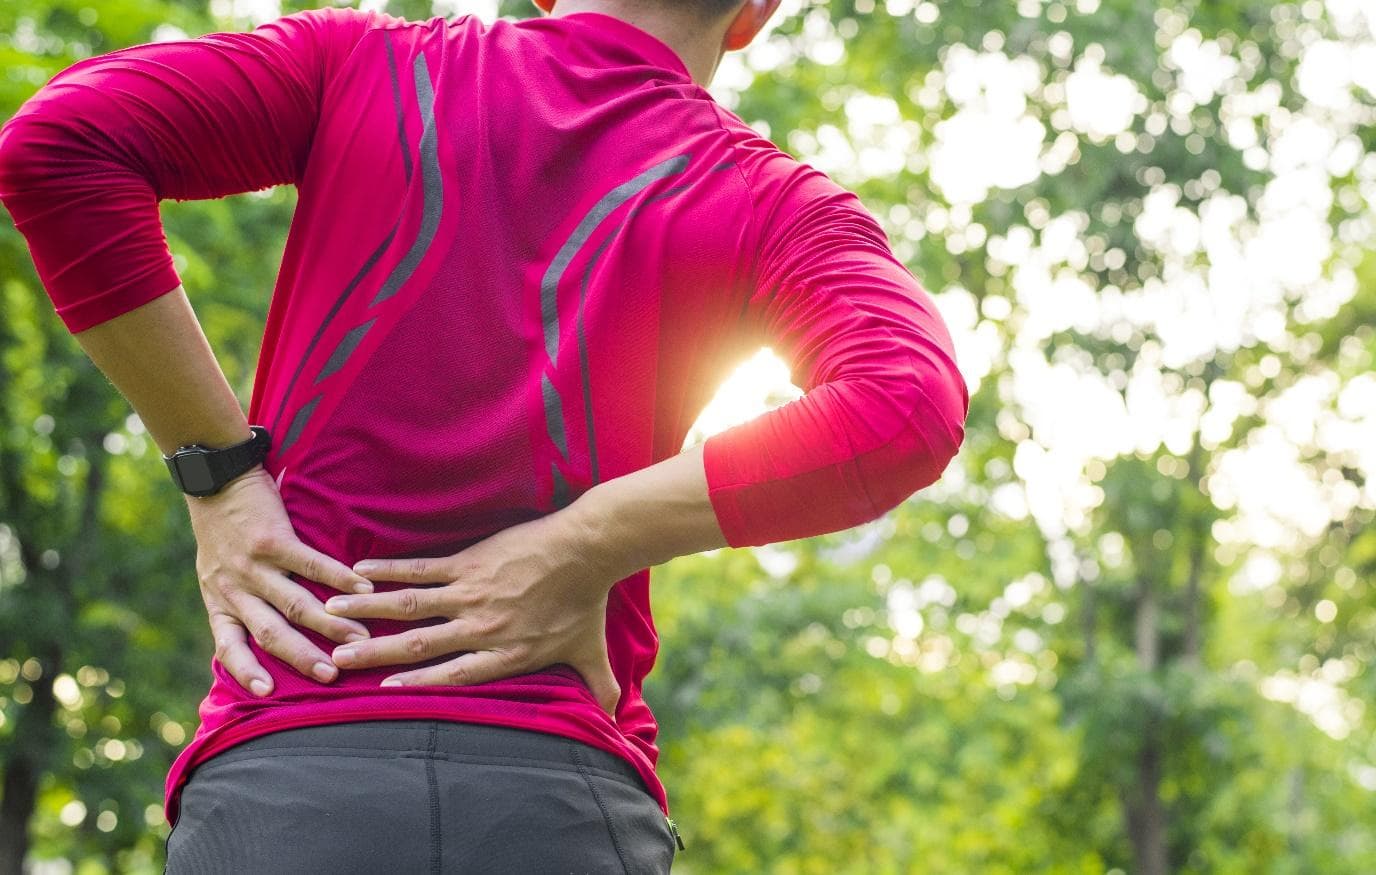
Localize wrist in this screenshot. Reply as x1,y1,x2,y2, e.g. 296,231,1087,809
563,481,652,584
165,426,271,499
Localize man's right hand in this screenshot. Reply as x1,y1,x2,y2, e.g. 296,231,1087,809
184,464,375,695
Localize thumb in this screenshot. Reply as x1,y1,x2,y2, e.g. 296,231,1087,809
574,646,621,719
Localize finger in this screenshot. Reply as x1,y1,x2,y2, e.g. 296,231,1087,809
259,572,373,644
207,610,274,697
322,587,445,621
228,590,341,684
379,649,509,688
569,649,622,719
352,555,453,584
331,620,464,670
275,539,375,595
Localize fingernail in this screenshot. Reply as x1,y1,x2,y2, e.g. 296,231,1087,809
312,661,337,682
333,645,358,663
354,580,374,594
380,677,404,687
344,631,369,644
250,678,271,696
326,597,350,612
353,561,378,574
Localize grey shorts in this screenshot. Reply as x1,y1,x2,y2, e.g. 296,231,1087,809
163,719,678,874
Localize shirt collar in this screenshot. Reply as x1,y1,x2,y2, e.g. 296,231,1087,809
554,11,694,83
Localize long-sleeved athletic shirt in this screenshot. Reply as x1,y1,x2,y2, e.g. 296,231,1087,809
0,7,968,824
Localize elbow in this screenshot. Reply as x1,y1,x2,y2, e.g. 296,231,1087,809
909,345,970,481
0,112,67,204
0,91,106,197
0,117,37,199
856,363,969,516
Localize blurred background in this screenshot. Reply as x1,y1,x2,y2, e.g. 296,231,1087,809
1,0,1373,872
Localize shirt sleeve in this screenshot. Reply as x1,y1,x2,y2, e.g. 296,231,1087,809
701,149,969,548
0,6,391,334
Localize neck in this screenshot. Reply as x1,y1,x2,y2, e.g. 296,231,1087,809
547,0,729,86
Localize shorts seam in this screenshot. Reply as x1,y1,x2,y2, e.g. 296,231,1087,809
426,724,441,875
570,743,631,875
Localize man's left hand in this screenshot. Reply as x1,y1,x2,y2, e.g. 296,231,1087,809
322,508,625,717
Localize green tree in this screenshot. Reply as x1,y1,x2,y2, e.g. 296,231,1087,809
0,2,300,871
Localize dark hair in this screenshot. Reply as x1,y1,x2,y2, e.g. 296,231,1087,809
658,0,743,19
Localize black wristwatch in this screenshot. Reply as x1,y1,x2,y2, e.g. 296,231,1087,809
163,426,272,497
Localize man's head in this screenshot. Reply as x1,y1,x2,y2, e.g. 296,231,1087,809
533,0,784,80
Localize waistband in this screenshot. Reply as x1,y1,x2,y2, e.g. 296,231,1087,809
191,718,651,793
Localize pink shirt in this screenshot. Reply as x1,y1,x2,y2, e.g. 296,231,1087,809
0,8,968,822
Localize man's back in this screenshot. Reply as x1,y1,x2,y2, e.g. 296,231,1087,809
271,11,758,561
0,5,967,826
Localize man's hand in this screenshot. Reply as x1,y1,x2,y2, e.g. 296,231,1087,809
322,508,625,718
185,465,376,695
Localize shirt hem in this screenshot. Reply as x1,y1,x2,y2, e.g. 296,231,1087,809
163,699,670,825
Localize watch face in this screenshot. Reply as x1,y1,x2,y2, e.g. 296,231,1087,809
176,454,216,495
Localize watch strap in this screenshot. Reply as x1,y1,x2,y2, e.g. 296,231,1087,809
205,425,271,487
164,426,271,497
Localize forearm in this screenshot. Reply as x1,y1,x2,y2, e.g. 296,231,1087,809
570,441,727,578
72,285,252,456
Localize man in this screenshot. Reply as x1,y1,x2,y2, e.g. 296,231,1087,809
0,0,968,870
